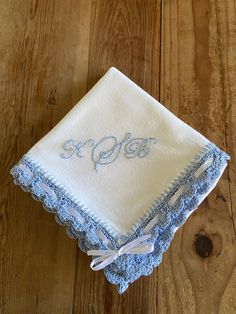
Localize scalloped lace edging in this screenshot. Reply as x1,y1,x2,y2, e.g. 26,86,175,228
10,143,229,293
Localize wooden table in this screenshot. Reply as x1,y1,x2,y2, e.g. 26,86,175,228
1,1,235,313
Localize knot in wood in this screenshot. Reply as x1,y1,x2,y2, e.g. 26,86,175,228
194,234,213,258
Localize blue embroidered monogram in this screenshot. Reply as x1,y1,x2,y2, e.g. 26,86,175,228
60,139,95,159
60,132,156,171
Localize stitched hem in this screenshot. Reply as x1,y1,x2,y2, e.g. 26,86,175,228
10,142,229,293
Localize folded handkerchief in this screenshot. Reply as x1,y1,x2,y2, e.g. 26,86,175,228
11,67,230,293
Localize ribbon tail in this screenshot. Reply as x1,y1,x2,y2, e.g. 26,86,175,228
87,233,154,271
90,253,118,271
128,243,154,255
87,249,114,256
120,234,152,252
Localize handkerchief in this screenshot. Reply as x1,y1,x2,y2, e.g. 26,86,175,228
11,67,230,293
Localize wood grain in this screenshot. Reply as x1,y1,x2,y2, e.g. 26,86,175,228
159,1,236,313
0,0,90,313
0,0,235,313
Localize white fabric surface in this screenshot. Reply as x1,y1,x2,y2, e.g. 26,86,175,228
27,67,209,234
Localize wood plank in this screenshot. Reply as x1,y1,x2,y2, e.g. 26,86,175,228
159,0,236,313
0,0,91,313
72,1,161,313
1,0,235,313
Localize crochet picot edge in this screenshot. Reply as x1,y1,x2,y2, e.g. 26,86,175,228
10,142,229,293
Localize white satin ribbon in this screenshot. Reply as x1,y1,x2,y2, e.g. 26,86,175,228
87,234,154,271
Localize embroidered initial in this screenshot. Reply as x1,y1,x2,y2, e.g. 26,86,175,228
60,132,156,172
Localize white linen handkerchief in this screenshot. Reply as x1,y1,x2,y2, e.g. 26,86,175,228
11,67,230,293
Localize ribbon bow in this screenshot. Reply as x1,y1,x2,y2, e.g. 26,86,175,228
87,234,154,271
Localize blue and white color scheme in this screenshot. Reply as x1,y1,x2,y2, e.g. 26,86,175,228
60,133,157,171
10,67,230,293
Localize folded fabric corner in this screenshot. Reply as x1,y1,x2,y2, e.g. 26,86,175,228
10,67,230,293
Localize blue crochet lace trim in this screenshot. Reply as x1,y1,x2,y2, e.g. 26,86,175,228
10,143,229,293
